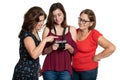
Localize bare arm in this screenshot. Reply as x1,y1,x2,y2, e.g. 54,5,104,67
24,37,47,59
24,30,57,59
70,26,77,42
65,26,77,54
93,36,116,61
42,27,56,55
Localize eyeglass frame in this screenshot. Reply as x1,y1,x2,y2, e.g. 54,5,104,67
78,17,91,24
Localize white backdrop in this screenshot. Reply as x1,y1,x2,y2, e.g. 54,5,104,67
0,0,119,80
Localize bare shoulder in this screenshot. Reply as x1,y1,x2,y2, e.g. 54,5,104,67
69,25,76,33
69,25,76,29
42,26,50,38
68,25,77,41
43,26,49,32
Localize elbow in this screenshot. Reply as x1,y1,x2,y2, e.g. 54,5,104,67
30,53,39,60
109,44,116,54
111,44,116,53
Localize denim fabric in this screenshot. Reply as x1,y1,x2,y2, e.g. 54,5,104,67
72,67,98,80
43,70,72,80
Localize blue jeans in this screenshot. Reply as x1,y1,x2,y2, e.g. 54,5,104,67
72,67,98,80
42,70,72,80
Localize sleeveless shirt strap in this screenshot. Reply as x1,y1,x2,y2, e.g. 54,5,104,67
68,26,70,32
62,27,66,39
53,27,56,35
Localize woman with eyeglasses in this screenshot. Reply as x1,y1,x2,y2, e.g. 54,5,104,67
72,9,116,80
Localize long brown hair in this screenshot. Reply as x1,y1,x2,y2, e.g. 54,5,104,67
18,6,47,38
46,2,67,29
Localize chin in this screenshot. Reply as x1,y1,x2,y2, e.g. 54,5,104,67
55,22,62,25
37,29,41,31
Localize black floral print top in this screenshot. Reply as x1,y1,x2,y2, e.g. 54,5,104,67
12,32,40,80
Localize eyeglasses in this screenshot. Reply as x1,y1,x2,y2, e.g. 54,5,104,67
78,17,90,24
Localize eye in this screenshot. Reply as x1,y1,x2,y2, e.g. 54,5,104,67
78,17,90,24
81,18,87,22
58,13,62,16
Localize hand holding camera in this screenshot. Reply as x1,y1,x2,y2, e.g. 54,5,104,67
55,40,67,51
53,27,67,51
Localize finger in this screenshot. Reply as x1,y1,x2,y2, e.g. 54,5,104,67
53,36,58,38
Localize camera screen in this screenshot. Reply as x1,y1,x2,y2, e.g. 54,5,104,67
55,40,67,44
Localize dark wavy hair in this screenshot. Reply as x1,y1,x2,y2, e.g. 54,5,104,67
80,9,96,30
46,2,67,29
18,6,47,38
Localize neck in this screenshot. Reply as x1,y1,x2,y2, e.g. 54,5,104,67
55,24,62,28
79,29,89,35
32,29,37,34
32,30,40,41
77,29,91,40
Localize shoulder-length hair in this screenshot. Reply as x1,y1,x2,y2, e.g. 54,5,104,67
18,6,47,38
80,9,96,30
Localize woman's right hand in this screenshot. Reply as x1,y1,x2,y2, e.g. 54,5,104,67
45,36,58,42
52,43,59,50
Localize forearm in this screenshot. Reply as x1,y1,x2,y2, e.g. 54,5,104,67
94,46,116,61
43,46,53,55
31,40,47,59
67,45,74,54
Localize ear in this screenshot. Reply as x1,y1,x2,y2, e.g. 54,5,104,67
90,22,94,27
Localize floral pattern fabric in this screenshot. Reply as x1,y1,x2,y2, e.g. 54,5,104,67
12,32,40,80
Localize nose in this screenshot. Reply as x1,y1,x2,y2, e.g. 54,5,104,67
56,16,58,21
54,15,59,21
39,20,44,24
41,21,44,25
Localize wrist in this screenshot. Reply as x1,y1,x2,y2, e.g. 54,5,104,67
43,38,47,43
94,56,100,62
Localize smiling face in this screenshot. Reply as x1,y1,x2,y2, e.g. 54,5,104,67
78,9,96,31
53,9,64,25
35,15,45,31
78,13,93,30
78,13,92,30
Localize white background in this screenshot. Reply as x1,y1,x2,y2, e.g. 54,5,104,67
0,0,119,80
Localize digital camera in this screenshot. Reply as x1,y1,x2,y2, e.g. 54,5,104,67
55,40,67,50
